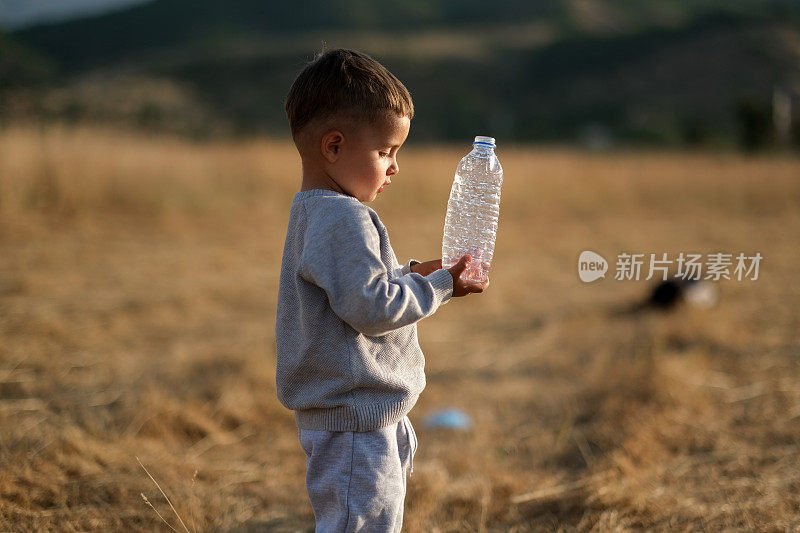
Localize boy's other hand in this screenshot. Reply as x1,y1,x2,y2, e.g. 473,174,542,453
410,259,442,277
447,255,490,297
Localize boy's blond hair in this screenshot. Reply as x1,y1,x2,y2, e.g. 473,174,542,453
285,49,414,144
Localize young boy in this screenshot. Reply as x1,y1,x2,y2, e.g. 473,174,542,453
275,48,489,532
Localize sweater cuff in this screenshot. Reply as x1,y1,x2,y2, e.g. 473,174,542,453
401,259,421,276
426,268,453,306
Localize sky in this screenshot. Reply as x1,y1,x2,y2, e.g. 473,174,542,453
0,0,151,29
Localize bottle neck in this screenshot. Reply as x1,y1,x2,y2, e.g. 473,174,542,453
472,144,495,156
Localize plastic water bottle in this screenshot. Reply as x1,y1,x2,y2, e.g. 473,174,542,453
442,136,503,283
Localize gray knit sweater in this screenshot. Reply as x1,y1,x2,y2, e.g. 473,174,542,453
275,189,454,432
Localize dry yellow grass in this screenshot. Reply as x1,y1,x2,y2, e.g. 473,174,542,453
0,125,799,531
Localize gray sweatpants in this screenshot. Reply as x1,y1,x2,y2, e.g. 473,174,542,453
298,416,418,532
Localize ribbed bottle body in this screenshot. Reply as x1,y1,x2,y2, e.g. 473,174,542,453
442,138,503,283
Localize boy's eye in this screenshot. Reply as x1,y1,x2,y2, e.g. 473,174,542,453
379,151,389,157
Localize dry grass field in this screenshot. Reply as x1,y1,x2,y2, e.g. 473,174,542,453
1,125,799,531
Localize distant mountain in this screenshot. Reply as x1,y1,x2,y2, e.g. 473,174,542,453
11,0,569,72
0,0,152,30
5,0,800,145
12,0,797,73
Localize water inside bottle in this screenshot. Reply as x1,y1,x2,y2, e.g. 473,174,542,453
442,138,502,285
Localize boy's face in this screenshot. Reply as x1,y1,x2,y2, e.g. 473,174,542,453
333,114,410,203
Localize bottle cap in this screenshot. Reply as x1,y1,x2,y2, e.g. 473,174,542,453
473,136,496,148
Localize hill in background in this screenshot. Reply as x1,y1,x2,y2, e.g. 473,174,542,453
3,0,800,146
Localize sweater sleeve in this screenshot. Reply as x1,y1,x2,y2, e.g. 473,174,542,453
398,259,421,277
298,202,453,337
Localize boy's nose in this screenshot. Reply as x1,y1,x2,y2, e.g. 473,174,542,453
388,160,399,175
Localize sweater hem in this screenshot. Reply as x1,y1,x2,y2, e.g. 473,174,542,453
294,396,418,432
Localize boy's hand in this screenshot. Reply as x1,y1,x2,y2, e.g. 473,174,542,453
447,255,490,297
410,259,442,277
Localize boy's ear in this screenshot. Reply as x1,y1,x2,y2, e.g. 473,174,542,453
321,130,344,163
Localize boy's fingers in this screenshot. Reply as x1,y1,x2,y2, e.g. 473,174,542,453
450,255,472,276
467,279,489,293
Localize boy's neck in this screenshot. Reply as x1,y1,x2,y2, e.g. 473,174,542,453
299,163,346,194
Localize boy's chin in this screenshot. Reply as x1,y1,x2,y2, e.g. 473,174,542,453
355,187,381,203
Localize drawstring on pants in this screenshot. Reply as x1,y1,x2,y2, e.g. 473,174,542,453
403,416,417,474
